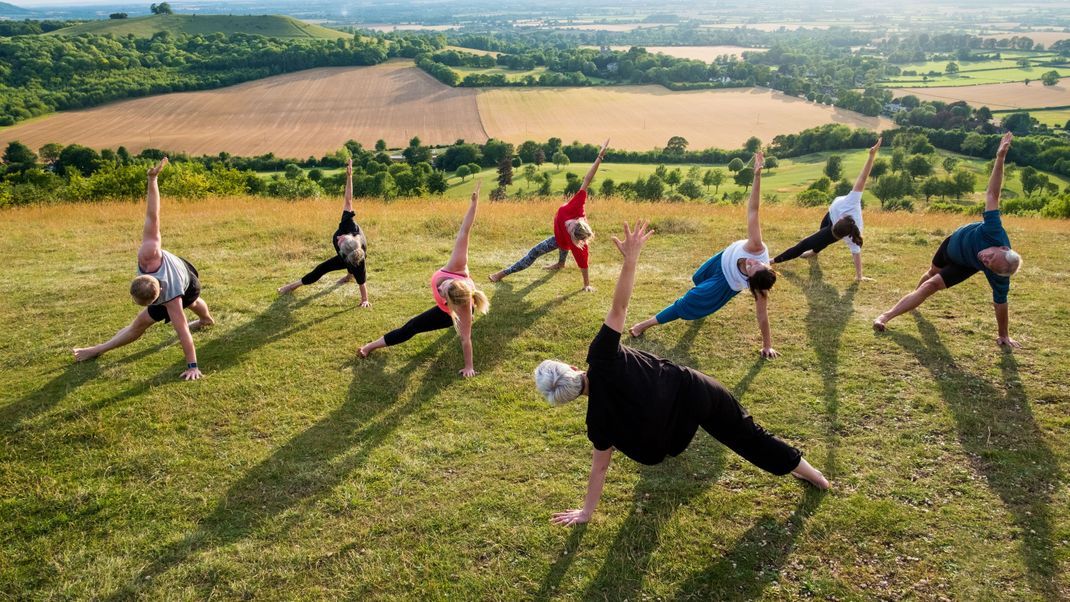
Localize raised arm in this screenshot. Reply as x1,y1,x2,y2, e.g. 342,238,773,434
342,158,354,213
456,307,476,377
604,221,655,332
745,152,764,251
580,139,610,193
987,132,1013,212
444,182,480,273
138,158,168,263
552,447,614,526
853,137,882,192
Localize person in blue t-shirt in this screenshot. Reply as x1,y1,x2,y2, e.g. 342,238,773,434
874,133,1023,348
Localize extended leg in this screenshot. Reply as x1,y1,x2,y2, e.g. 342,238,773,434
360,306,453,357
629,304,679,337
280,256,347,293
874,273,946,331
772,227,837,264
73,309,156,361
187,298,215,331
491,237,558,282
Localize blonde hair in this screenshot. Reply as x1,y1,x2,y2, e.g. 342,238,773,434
534,360,584,406
1001,249,1022,277
337,234,366,267
445,278,490,318
130,275,161,306
567,219,594,247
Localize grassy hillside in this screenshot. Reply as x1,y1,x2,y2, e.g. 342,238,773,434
1,198,1067,599
49,14,350,39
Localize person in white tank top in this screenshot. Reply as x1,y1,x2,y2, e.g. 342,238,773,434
628,153,782,358
72,158,215,381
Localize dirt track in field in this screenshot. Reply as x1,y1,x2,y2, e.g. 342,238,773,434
0,61,488,157
477,86,892,150
896,82,1070,110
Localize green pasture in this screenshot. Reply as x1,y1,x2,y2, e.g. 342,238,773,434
994,108,1070,129
48,14,351,39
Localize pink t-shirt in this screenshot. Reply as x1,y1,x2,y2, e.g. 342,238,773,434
431,268,470,314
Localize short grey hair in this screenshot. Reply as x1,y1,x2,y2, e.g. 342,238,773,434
1001,249,1021,277
534,360,584,406
338,234,366,267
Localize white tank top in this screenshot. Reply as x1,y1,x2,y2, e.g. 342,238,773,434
827,190,864,254
720,239,770,292
138,249,190,304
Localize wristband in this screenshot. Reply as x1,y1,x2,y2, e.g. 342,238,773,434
187,362,198,370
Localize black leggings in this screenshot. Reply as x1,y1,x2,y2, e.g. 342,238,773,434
302,255,366,286
687,370,802,475
772,213,836,264
383,305,454,346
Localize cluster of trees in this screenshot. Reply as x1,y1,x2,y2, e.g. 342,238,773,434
0,20,78,36
0,30,403,126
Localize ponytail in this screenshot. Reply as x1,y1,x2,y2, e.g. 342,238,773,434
446,279,491,319
832,216,863,248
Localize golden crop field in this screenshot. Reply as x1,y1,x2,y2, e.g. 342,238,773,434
580,45,767,60
896,81,1070,110
477,86,892,150
0,62,487,157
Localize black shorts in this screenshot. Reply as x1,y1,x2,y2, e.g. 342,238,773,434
147,259,201,323
931,236,978,289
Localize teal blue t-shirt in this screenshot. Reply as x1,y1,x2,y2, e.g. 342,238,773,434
947,210,1011,303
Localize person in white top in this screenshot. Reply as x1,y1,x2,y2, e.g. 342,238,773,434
771,138,881,281
73,158,215,381
629,152,781,358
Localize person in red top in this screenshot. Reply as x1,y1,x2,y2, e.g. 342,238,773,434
489,139,609,292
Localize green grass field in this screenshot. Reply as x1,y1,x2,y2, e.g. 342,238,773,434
1,197,1068,599
48,14,351,39
879,52,1070,87
995,108,1070,129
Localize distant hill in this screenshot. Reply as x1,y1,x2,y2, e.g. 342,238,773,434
48,14,350,39
0,1,33,17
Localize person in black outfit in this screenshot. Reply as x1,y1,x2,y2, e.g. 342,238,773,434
278,158,370,307
533,221,828,526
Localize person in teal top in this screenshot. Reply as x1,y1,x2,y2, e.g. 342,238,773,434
874,132,1023,348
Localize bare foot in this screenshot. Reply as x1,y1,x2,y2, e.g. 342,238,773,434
872,316,888,332
358,345,372,358
628,323,646,338
800,250,816,259
189,318,215,332
278,282,300,295
73,347,100,362
544,263,564,271
489,271,504,283
792,470,830,490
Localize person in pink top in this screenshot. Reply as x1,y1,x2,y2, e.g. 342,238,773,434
488,139,609,292
359,184,490,377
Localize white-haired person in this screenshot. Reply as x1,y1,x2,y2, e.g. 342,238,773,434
359,183,489,377
628,152,781,359
534,221,828,526
772,137,882,281
278,158,370,307
874,132,1023,348
73,158,215,380
488,139,609,292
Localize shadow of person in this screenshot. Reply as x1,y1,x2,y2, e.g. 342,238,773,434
107,273,569,598
578,362,769,600
38,286,348,429
670,487,826,601
782,260,857,477
889,313,1060,598
0,362,101,433
533,524,588,602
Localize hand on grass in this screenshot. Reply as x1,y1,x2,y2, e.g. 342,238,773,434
582,285,595,293
551,509,591,526
181,367,203,381
360,299,371,308
760,347,779,359
459,367,477,378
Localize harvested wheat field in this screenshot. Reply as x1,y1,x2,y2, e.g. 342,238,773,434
896,81,1070,110
0,61,487,157
478,86,891,150
581,45,766,61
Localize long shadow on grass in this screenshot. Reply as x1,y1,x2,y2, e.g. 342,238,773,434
782,260,857,477
889,313,1060,598
38,286,345,428
670,487,825,601
578,365,765,600
107,274,566,598
0,335,182,433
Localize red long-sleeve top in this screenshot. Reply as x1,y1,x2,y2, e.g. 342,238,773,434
553,189,589,268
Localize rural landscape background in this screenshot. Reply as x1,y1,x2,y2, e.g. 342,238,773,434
1,0,1068,599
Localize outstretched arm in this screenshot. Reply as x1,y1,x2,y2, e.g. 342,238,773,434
552,447,613,526
580,139,610,193
605,221,655,332
456,308,476,377
987,132,1013,212
994,302,1019,348
445,182,480,273
343,158,354,213
139,158,168,263
755,293,777,358
853,137,882,192
165,299,201,380
745,152,764,252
